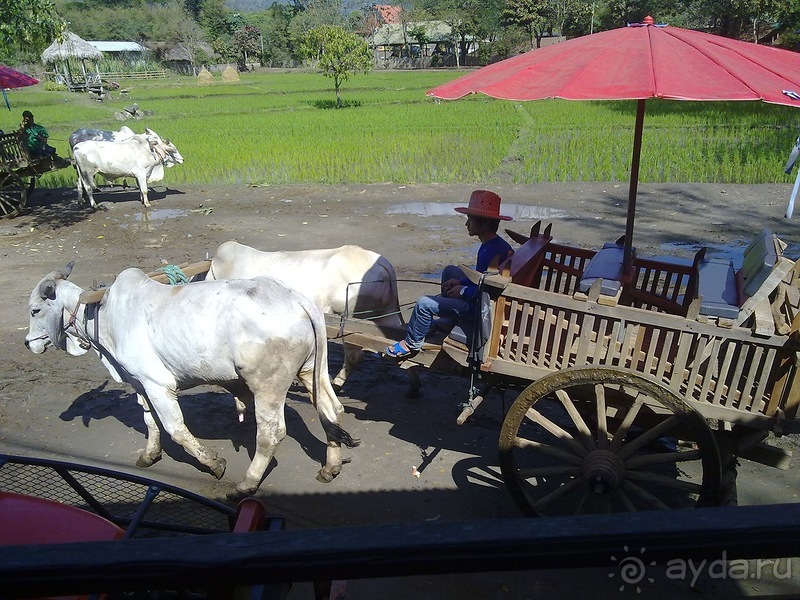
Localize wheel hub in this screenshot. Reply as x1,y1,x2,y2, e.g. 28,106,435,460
582,449,626,494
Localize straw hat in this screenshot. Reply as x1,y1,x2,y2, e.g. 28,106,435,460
454,190,512,221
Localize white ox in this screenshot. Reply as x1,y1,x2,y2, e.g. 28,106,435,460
206,241,404,389
24,263,359,496
68,126,136,149
72,129,183,209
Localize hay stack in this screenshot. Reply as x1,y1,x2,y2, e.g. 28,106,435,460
222,66,240,82
197,67,214,84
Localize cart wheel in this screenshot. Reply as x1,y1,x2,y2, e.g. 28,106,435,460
499,366,721,516
0,173,27,219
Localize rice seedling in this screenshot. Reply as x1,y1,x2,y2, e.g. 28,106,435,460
4,70,798,189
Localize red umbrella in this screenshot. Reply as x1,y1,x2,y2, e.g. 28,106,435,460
0,65,39,110
427,17,800,263
0,65,39,90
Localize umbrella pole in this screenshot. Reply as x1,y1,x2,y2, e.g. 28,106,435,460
624,99,646,268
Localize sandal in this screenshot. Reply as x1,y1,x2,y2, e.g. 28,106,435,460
384,341,416,359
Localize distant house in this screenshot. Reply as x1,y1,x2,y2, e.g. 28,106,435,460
87,41,146,68
370,21,459,67
146,41,219,75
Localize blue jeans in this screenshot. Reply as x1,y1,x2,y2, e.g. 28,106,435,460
404,265,474,350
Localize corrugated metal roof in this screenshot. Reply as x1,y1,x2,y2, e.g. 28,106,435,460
88,41,145,53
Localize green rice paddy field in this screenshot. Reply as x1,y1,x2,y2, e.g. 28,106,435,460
4,69,799,188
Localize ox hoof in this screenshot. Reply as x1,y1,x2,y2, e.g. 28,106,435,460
136,453,162,468
210,458,227,480
316,468,340,484
225,487,248,501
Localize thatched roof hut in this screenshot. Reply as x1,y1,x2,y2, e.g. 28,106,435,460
41,32,104,92
42,32,102,63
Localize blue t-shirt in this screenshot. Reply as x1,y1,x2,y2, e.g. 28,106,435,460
459,235,513,299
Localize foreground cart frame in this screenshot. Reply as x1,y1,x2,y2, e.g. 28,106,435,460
327,222,800,516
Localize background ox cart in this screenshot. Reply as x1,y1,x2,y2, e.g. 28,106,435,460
0,131,72,218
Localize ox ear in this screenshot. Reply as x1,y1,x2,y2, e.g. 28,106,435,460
38,279,56,300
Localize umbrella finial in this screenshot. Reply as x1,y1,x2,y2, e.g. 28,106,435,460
643,15,654,25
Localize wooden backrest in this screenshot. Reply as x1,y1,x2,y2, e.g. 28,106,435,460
624,247,705,316
0,132,29,168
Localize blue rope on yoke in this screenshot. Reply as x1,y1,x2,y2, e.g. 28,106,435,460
157,265,189,285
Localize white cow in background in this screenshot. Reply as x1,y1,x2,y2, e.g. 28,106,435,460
206,241,405,389
68,126,136,149
24,262,359,496
72,128,183,209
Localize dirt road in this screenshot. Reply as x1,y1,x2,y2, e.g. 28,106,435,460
1,181,799,598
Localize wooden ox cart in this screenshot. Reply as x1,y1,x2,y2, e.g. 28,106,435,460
325,222,800,517
0,131,73,218
73,227,800,517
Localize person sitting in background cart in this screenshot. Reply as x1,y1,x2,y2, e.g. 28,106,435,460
384,189,514,359
17,110,57,158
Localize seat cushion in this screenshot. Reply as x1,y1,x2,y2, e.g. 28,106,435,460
578,242,626,295
698,258,739,319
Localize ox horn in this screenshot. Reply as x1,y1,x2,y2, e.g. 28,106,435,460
59,261,74,279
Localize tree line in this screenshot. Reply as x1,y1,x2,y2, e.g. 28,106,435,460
3,0,800,70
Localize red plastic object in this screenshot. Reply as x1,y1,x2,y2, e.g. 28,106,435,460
0,490,125,546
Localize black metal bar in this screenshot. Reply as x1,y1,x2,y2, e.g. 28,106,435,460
624,98,647,268
2,503,800,599
54,466,118,522
121,485,161,539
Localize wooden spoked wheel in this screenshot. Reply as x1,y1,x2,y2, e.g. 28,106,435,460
0,173,27,219
499,367,721,516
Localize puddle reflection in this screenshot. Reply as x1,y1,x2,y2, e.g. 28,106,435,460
388,203,568,220
133,208,186,221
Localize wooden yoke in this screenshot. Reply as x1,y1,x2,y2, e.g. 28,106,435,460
501,221,553,287
78,260,211,305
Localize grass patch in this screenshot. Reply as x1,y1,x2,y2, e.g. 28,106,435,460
3,70,798,188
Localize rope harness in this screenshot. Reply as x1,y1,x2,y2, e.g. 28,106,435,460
157,265,189,285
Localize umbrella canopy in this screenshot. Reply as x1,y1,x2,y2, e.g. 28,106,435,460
41,32,102,63
0,65,39,110
427,17,800,263
0,65,39,90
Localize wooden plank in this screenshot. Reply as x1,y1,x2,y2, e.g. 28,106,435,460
697,338,721,405
752,299,776,337
526,304,543,367
502,299,520,360
711,343,736,406
741,346,765,412
488,296,507,360
734,256,794,327
751,347,776,414
560,312,579,369
516,302,533,363
573,314,593,366
655,329,674,381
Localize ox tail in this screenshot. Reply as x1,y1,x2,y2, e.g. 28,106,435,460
300,294,360,449
320,416,359,449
